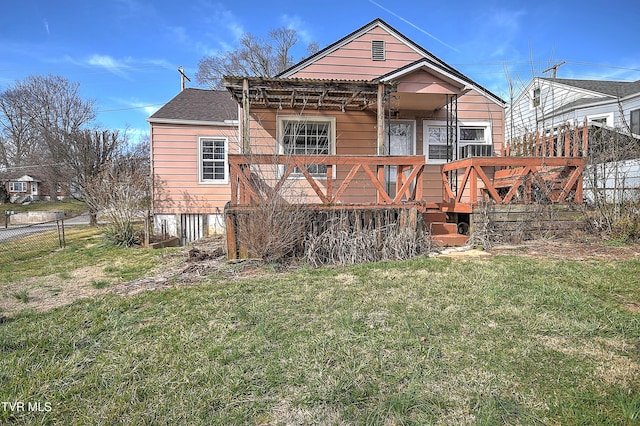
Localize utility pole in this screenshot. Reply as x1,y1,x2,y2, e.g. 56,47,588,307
543,61,566,78
178,66,191,91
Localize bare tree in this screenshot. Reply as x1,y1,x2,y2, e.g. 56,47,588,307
196,27,319,89
0,86,40,169
83,147,151,246
67,129,126,224
1,75,97,195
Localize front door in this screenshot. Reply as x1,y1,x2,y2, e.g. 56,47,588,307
386,120,415,198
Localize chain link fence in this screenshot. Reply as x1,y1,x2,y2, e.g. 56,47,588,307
0,213,72,265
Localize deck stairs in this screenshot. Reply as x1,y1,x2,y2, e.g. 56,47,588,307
422,203,469,247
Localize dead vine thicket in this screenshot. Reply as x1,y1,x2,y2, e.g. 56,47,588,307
304,210,432,267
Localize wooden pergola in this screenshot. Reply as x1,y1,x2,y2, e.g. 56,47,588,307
223,76,392,154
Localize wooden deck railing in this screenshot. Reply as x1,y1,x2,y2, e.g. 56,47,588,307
442,157,586,210
228,154,425,206
504,121,589,157
440,121,591,212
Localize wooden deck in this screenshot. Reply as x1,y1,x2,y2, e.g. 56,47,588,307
225,127,589,256
228,154,425,206
441,122,589,213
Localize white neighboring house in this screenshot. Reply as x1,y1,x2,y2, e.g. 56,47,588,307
507,77,640,204
506,77,640,139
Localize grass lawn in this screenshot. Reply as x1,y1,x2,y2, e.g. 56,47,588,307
1,254,639,424
0,227,175,285
5,199,88,217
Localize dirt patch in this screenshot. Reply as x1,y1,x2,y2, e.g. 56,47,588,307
2,234,638,318
0,265,109,316
489,237,640,261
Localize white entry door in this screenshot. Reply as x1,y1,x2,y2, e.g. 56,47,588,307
386,121,415,197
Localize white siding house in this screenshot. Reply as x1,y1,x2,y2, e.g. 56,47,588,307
506,77,640,141
507,77,640,204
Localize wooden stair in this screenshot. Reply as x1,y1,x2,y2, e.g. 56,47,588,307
423,209,469,247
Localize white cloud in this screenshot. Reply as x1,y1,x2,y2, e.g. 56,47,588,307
87,54,132,77
280,14,312,44
488,9,526,33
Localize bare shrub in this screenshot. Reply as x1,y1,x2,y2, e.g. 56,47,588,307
236,201,309,263
469,201,501,249
304,210,431,267
83,152,150,247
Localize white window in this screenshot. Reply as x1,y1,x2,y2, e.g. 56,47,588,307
423,121,451,164
424,121,492,163
459,122,491,145
199,137,228,183
531,87,541,108
459,121,492,158
9,182,26,192
631,109,640,135
278,116,335,176
587,112,613,127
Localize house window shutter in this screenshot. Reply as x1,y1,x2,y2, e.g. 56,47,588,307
371,40,385,61
631,109,640,135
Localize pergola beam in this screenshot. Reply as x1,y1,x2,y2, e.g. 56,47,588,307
223,76,388,112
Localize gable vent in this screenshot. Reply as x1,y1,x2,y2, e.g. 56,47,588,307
371,40,385,61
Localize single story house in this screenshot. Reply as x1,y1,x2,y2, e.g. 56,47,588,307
149,18,508,244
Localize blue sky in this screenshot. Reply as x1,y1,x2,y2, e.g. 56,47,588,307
2,0,639,143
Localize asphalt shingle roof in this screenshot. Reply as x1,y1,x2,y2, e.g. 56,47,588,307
149,88,237,123
544,78,640,98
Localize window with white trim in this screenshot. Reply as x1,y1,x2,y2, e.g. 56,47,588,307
630,109,640,135
199,137,228,183
423,121,450,163
531,87,541,108
9,182,27,192
459,122,492,158
587,113,613,127
278,116,335,176
424,121,492,163
459,123,491,144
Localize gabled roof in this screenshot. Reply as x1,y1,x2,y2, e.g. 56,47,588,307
6,174,42,182
147,88,237,125
376,58,504,105
277,18,504,105
543,78,640,99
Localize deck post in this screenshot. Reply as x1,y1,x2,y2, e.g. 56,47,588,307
242,78,250,153
377,83,386,154
225,212,237,260
469,166,477,204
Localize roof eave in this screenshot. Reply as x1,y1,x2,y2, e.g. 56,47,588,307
147,117,239,126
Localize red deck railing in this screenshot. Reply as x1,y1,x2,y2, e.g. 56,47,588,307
441,157,586,212
441,123,589,212
228,154,425,207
